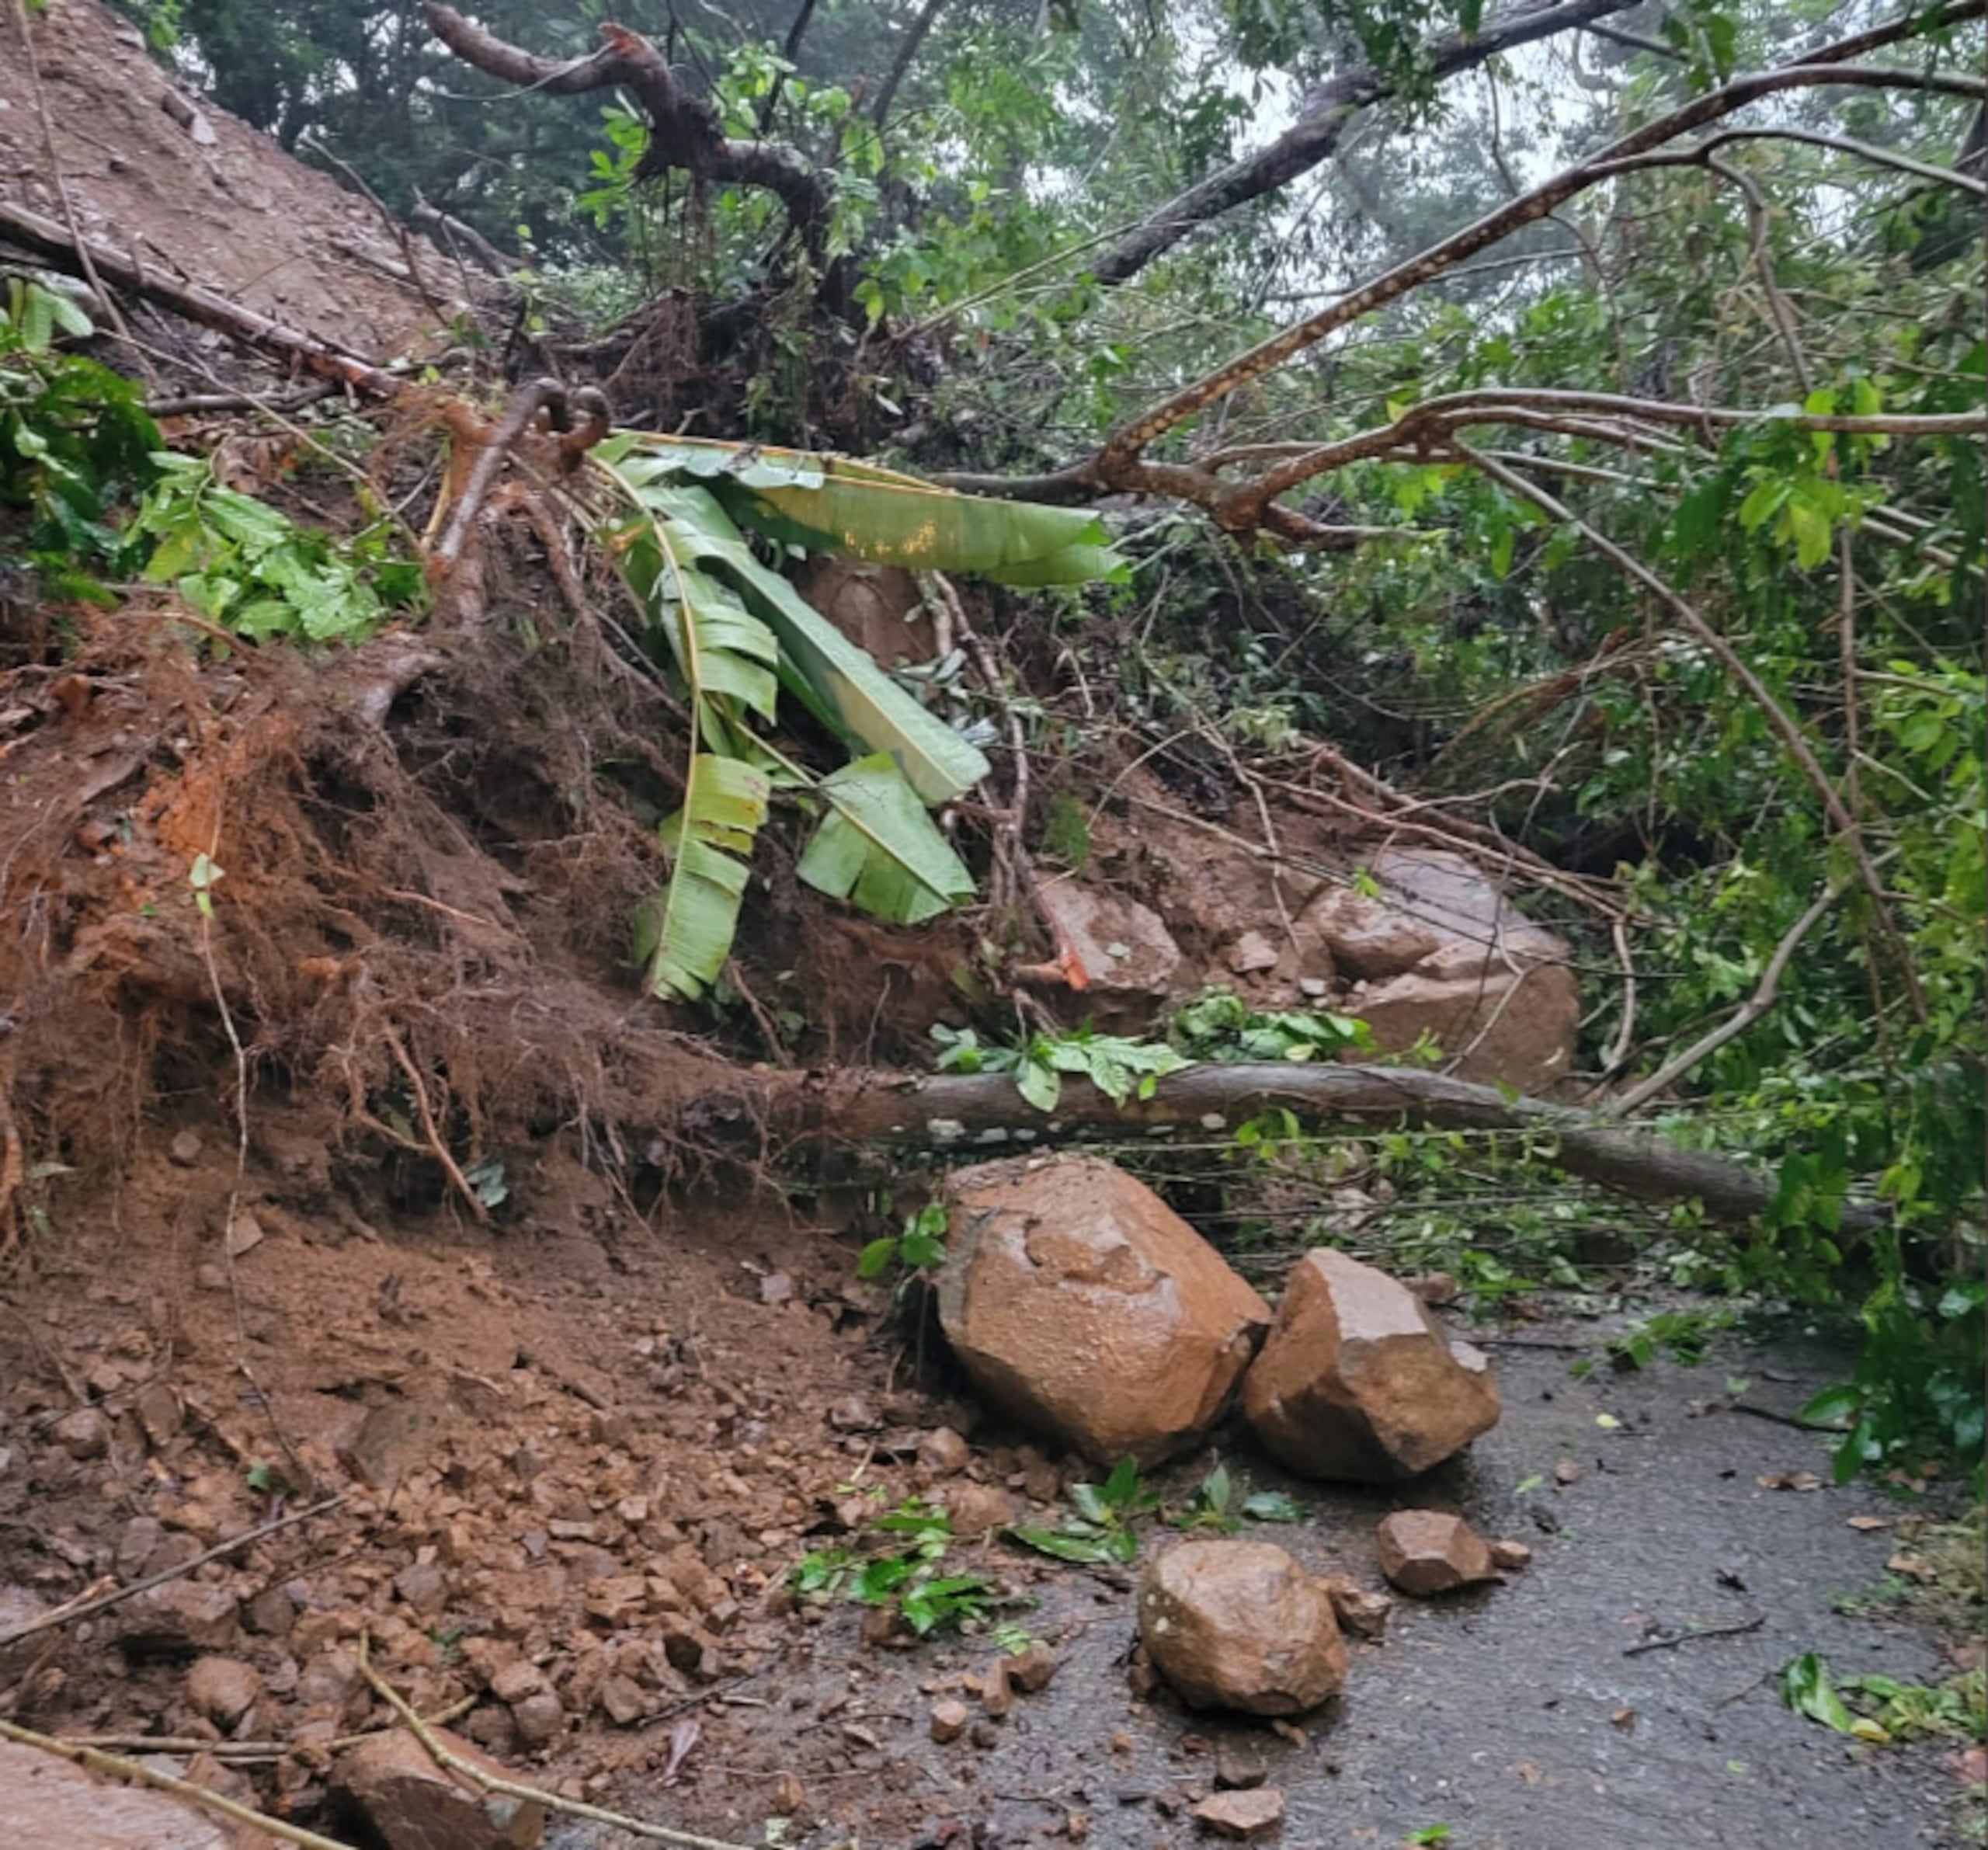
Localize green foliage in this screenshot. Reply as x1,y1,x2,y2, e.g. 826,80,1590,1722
0,282,158,600
791,1498,996,1638
1781,1650,1986,1747
1010,1458,1158,1565
1802,1273,1986,1487
1170,986,1372,1062
929,1023,1188,1114
1167,1463,1306,1534
130,453,421,644
593,434,1120,1002
856,1201,949,1284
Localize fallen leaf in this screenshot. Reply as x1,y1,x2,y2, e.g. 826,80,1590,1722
658,1716,701,1786
1514,1763,1543,1786
1611,1708,1636,1731
1885,1553,1936,1582
1596,1414,1621,1430
1757,1471,1823,1492
1954,1746,1987,1785
1845,1514,1889,1532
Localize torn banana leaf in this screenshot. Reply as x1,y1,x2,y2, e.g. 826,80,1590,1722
636,753,771,1002
798,753,976,925
610,433,1126,581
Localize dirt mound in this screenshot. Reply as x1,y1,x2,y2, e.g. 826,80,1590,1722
0,0,456,362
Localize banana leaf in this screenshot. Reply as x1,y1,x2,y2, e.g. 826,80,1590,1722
797,753,977,924
636,753,770,1000
612,433,1125,579
606,472,992,805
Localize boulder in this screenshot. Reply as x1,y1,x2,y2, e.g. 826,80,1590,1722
1375,1511,1497,1595
938,1158,1270,1466
1242,1248,1499,1482
0,1737,233,1849
1138,1540,1344,1715
1304,847,1578,1088
1346,964,1579,1094
1031,882,1182,1004
332,1727,544,1850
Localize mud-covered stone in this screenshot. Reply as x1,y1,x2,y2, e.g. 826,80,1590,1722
1138,1540,1344,1716
1375,1510,1497,1595
120,1583,240,1656
1242,1248,1499,1482
0,1737,232,1848
1321,1578,1394,1641
1347,965,1579,1094
184,1655,261,1727
938,1157,1270,1466
333,1727,544,1850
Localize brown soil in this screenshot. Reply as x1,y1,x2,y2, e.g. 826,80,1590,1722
0,0,457,362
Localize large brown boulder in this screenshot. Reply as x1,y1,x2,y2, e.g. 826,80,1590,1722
937,1157,1270,1466
1138,1540,1345,1715
1242,1248,1499,1482
0,1738,233,1849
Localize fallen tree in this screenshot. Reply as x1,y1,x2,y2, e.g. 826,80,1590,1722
683,1060,1889,1235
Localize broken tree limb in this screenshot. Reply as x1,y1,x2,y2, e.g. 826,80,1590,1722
683,1062,1889,1234
0,198,412,398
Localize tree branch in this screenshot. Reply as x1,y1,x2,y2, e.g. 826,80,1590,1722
1458,443,1927,1024
1090,0,1647,288
872,0,951,130
1605,879,1851,1118
681,1062,1891,1233
422,4,833,262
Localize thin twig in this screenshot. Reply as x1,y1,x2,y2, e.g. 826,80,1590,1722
382,1028,488,1222
1624,1612,1765,1656
0,1497,347,1647
358,1636,760,1850
0,1720,361,1850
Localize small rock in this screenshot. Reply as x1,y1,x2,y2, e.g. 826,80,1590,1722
1241,1248,1500,1482
970,1720,1001,1750
115,1517,164,1577
134,1382,183,1449
185,1657,262,1727
52,1407,111,1460
1375,1511,1496,1595
122,1583,240,1656
490,1661,546,1705
169,1130,204,1167
1321,1579,1393,1641
1553,1458,1582,1486
244,1585,297,1638
758,1271,794,1306
1227,931,1281,975
1215,1744,1267,1790
1192,1787,1284,1838
771,1772,806,1815
1003,1641,1060,1694
1402,1272,1459,1307
930,1699,970,1744
223,1212,265,1259
332,1729,544,1850
1138,1541,1344,1715
599,1675,646,1727
394,1562,448,1616
944,1480,1015,1539
916,1427,972,1476
982,1656,1014,1718
1489,1539,1533,1571
512,1690,565,1749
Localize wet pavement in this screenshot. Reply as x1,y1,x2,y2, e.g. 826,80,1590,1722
561,1327,1975,1850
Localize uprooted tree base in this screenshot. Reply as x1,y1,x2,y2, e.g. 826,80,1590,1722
0,592,1874,1257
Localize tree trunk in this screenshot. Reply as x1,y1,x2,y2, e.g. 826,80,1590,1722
680,1061,1888,1234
